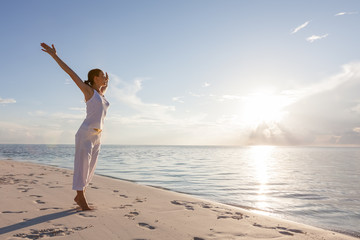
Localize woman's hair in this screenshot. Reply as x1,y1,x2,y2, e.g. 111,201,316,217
84,69,102,86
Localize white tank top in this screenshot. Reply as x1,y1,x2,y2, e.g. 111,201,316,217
80,90,110,130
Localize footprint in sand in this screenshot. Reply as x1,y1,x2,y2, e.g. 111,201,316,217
278,231,294,236
201,203,212,209
170,200,194,210
217,215,243,220
78,213,96,218
40,207,63,211
2,210,27,214
217,211,244,220
29,195,43,198
171,200,249,220
112,204,133,210
17,187,33,192
277,228,304,236
138,222,155,230
253,223,305,236
134,197,147,203
253,223,276,229
13,225,93,239
35,199,46,204
53,223,65,227
277,227,304,234
124,211,139,220
0,176,18,184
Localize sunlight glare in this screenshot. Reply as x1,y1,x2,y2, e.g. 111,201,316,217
249,145,275,213
242,92,290,127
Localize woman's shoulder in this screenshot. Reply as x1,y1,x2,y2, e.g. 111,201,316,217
84,87,95,102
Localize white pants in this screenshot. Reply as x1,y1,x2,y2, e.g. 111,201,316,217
72,128,101,191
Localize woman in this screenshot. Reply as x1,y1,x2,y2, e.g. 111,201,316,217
41,43,110,210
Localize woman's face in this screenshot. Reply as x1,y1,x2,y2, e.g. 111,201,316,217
95,71,108,87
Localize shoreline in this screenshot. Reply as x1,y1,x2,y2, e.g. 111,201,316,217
0,158,343,233
93,173,360,239
1,159,359,239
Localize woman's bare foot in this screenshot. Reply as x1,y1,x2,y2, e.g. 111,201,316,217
74,190,92,211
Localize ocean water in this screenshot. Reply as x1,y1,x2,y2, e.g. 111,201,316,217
0,144,359,237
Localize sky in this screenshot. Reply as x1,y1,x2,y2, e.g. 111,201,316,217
0,0,360,146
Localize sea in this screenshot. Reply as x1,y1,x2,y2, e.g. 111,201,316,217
0,144,359,237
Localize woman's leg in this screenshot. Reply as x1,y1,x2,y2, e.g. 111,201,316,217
73,129,93,210
74,133,100,210
73,130,92,191
87,134,101,187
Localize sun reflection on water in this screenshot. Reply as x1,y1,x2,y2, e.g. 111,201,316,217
249,145,275,214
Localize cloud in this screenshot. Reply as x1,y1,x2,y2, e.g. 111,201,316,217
108,74,175,114
353,127,360,133
291,21,310,34
246,122,300,145
28,110,46,117
27,109,84,120
172,96,184,103
265,62,360,121
281,62,360,144
335,12,358,16
0,121,73,144
242,62,360,146
218,95,242,102
306,34,329,43
103,74,236,144
0,97,16,104
51,112,84,120
69,107,86,112
0,121,35,143
202,82,211,88
350,103,360,114
8,63,360,146
107,74,178,126
189,91,206,98
294,62,360,98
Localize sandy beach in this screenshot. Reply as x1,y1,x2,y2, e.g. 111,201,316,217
0,159,357,240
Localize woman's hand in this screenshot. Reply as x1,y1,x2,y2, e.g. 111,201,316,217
105,72,109,86
41,43,57,57
100,72,109,95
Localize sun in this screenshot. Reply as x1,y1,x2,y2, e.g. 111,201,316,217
242,92,290,127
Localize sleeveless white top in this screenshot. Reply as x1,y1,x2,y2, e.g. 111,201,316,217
80,90,110,130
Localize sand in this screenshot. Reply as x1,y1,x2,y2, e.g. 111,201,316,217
0,159,357,240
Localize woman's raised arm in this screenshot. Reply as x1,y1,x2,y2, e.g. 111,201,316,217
41,43,93,100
